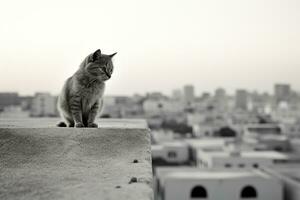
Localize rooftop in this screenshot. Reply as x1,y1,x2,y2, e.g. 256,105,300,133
0,118,153,200
0,118,148,129
198,150,289,160
155,167,274,182
184,138,227,149
166,170,272,180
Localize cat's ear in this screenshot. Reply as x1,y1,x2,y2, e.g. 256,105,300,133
109,52,117,58
92,49,102,61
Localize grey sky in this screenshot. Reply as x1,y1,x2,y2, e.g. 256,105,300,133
0,0,300,96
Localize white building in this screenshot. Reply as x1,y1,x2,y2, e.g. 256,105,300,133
183,85,195,103
271,103,300,124
197,148,289,169
151,130,174,144
184,138,228,165
274,83,291,104
235,89,248,110
152,141,189,164
156,167,283,200
30,93,57,117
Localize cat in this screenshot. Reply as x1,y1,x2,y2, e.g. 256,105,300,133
57,49,116,128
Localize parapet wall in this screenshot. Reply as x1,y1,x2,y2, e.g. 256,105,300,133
0,118,153,200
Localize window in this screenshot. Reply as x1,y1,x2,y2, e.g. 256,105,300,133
274,146,283,152
191,185,208,198
225,163,232,168
241,185,257,198
253,163,259,168
167,151,177,158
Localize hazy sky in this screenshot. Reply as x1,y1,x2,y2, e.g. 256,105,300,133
0,0,300,96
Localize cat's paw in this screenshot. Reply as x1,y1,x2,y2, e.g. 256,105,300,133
87,123,98,128
57,122,67,127
75,122,84,128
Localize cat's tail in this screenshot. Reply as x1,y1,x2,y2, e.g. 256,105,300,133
57,121,67,127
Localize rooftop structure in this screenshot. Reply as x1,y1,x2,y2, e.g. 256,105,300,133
155,167,282,200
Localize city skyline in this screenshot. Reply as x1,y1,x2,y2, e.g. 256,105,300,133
0,82,298,97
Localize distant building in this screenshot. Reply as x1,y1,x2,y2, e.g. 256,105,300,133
146,92,166,100
0,92,20,111
201,92,211,100
214,88,226,99
152,141,190,165
0,106,29,118
19,96,33,111
172,89,182,100
248,91,272,113
143,99,184,116
30,93,57,117
155,167,283,200
187,112,229,137
151,130,175,144
101,96,143,118
183,85,195,103
235,90,248,110
184,138,228,164
271,102,300,124
228,110,259,127
243,124,291,152
275,84,291,104
213,88,228,111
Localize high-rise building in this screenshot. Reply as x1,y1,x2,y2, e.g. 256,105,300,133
235,89,248,110
214,88,227,111
183,85,195,102
214,88,226,99
172,89,182,100
274,84,291,103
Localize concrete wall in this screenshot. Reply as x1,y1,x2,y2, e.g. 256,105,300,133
0,118,153,200
264,167,300,200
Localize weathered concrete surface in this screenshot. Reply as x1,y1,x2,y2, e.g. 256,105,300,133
0,119,153,200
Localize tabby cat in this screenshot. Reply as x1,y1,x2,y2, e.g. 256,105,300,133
57,49,116,128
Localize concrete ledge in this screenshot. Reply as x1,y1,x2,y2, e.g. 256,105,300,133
0,119,153,200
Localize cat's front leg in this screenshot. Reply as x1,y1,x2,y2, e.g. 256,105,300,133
70,96,84,128
87,100,103,128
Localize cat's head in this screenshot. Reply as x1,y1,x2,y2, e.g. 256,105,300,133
84,49,117,81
